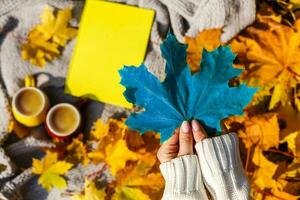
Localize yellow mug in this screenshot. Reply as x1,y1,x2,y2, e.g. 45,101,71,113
12,87,50,127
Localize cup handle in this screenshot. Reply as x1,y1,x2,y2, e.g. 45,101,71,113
24,75,36,88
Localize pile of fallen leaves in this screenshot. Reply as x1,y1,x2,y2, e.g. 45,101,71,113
185,9,300,200
32,119,164,199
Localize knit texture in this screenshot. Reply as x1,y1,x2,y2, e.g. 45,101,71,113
195,133,250,200
159,0,256,42
160,155,208,200
0,81,10,145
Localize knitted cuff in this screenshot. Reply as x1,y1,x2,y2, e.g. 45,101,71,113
159,155,208,200
195,133,250,200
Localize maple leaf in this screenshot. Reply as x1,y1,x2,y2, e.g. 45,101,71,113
119,33,257,142
21,5,77,67
242,113,280,150
251,148,278,192
281,132,300,160
72,178,106,200
265,189,299,200
258,0,300,26
66,135,90,166
113,187,151,200
251,148,299,200
89,119,109,140
36,5,77,46
88,119,138,176
256,1,282,24
231,18,300,110
185,29,221,72
281,131,300,178
32,151,73,191
278,104,300,137
112,152,163,200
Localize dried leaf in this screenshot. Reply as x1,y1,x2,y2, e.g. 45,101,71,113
72,179,106,200
113,186,150,200
258,0,300,26
281,132,300,159
229,113,280,150
21,5,77,67
88,119,139,176
87,118,164,199
66,135,90,165
185,29,222,72
252,148,278,191
278,104,300,137
89,119,108,140
231,18,300,110
32,151,73,191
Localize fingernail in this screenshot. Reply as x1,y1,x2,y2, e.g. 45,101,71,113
192,120,200,131
181,121,190,133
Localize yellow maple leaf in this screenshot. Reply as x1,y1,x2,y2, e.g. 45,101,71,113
265,189,298,200
185,29,221,72
89,119,109,140
106,139,139,176
231,18,300,110
112,170,163,200
278,104,300,137
112,150,164,199
257,0,300,27
88,119,138,176
113,186,151,200
36,6,77,46
281,131,300,159
32,151,73,191
117,152,162,187
229,113,280,150
72,179,106,200
21,5,77,67
281,132,300,178
250,147,299,199
66,135,90,165
251,148,278,191
89,139,138,176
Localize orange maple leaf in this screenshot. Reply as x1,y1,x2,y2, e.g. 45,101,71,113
231,18,300,110
185,29,221,72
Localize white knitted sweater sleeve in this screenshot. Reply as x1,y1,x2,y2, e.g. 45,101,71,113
160,133,250,200
195,133,250,200
159,155,208,200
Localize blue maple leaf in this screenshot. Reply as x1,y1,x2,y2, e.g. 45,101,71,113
119,33,257,142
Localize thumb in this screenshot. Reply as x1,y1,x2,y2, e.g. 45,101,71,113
178,121,193,156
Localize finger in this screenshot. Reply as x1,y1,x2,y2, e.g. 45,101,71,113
178,121,193,156
165,128,179,145
157,129,179,163
191,120,207,143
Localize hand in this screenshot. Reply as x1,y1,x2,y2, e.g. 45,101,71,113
157,120,207,163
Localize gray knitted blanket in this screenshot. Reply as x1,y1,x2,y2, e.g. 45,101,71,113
0,0,255,199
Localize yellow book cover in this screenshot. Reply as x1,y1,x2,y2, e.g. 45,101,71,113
65,0,154,108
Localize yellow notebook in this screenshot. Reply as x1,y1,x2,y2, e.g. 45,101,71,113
65,0,154,108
